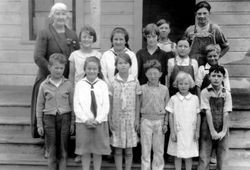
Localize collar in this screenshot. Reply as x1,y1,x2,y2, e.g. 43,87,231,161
176,55,190,63
158,39,172,45
204,63,211,70
45,75,66,85
146,81,160,87
115,74,135,83
176,92,192,101
207,84,226,93
83,77,99,84
110,47,129,54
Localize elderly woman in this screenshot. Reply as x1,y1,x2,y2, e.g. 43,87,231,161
101,27,138,86
31,2,79,138
184,1,229,66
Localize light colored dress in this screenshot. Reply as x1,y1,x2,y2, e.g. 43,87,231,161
69,49,101,84
110,74,141,148
166,92,200,158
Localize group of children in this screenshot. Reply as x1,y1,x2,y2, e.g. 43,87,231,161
36,19,232,170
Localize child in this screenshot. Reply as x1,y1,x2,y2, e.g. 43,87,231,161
166,71,200,170
69,25,102,86
74,56,111,170
109,52,141,170
36,53,75,170
137,23,172,85
197,65,232,170
140,59,169,170
167,38,198,96
156,19,176,53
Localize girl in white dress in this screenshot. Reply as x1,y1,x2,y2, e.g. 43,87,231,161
166,71,200,170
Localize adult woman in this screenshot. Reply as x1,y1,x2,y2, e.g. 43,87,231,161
184,1,229,66
31,3,79,138
101,27,138,86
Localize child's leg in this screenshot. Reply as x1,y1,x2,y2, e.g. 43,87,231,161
44,115,57,170
114,147,123,170
125,148,133,170
58,113,71,170
216,133,229,170
81,153,91,170
141,119,153,170
93,154,102,170
210,149,216,164
184,158,192,170
152,120,165,170
174,157,182,170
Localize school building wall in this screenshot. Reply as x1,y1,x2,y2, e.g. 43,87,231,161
0,0,249,88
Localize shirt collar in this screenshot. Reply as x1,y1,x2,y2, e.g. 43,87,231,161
83,77,99,84
146,81,160,87
110,47,128,55
115,74,135,83
176,55,190,64
207,84,226,93
204,63,211,70
158,39,172,45
176,92,192,101
45,75,66,85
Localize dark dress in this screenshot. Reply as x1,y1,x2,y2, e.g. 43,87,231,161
31,24,79,138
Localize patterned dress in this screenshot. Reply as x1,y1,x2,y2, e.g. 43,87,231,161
110,74,141,148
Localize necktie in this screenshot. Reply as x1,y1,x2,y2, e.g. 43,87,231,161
85,80,98,118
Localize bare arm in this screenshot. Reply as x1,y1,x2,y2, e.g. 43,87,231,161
169,112,176,142
69,61,75,87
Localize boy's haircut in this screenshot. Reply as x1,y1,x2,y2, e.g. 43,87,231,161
177,37,191,46
48,53,67,66
205,44,221,56
115,52,132,66
143,23,160,40
156,19,171,27
143,59,162,73
195,1,211,13
209,65,226,76
79,25,97,42
110,27,130,49
173,71,195,88
83,56,103,79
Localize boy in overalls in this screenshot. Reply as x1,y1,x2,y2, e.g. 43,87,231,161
198,65,232,170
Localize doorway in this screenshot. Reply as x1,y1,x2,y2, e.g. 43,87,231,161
143,0,196,45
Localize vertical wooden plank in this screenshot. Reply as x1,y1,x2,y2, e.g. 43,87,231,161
133,0,142,51
75,0,84,35
90,0,101,48
21,0,30,41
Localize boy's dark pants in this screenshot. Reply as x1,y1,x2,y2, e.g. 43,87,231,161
44,112,71,170
198,115,229,170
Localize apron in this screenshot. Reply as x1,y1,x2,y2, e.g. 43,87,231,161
169,58,195,96
189,24,216,66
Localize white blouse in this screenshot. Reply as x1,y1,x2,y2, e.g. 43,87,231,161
74,77,110,123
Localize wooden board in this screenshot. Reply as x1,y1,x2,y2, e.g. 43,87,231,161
210,14,250,25
0,50,34,63
229,111,250,128
211,2,250,12
0,75,36,86
229,129,250,148
231,89,250,110
0,63,37,75
221,26,250,38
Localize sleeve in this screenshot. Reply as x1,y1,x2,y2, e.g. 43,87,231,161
165,97,174,113
95,82,110,123
68,83,75,125
192,59,199,81
195,96,200,114
129,51,138,79
36,84,45,128
214,25,229,51
68,51,75,62
135,79,142,95
33,30,49,75
196,66,204,87
200,89,210,110
73,82,88,123
224,92,232,113
223,68,231,92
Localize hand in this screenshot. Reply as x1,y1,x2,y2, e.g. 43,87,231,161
218,131,226,140
134,119,140,133
211,130,219,140
162,124,168,134
37,127,44,137
85,119,96,129
194,131,200,141
171,132,177,142
70,124,75,135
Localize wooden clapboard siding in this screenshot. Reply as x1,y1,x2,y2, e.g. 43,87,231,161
0,50,34,63
0,75,35,86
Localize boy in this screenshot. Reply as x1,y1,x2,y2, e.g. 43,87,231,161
140,59,169,170
36,53,75,170
137,23,173,85
198,65,232,170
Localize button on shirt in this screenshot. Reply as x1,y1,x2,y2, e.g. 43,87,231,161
36,76,73,128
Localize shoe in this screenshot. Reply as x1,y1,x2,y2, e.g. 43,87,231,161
74,155,81,163
210,157,217,164
44,150,48,159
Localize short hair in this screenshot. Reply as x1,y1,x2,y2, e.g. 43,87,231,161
143,59,162,73
143,23,160,40
83,56,103,79
48,3,68,18
205,44,221,56
173,71,195,88
209,65,226,76
79,25,97,43
177,37,191,47
195,1,211,13
48,53,67,66
110,27,130,49
115,52,132,66
156,19,171,27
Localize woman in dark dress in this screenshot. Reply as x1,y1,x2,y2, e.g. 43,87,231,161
31,2,79,138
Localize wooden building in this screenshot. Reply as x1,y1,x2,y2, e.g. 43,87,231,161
0,0,249,169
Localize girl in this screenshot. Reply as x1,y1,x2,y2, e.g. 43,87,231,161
166,71,200,170
101,27,138,87
156,19,176,53
167,38,198,96
74,57,111,170
109,53,141,170
69,25,102,86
